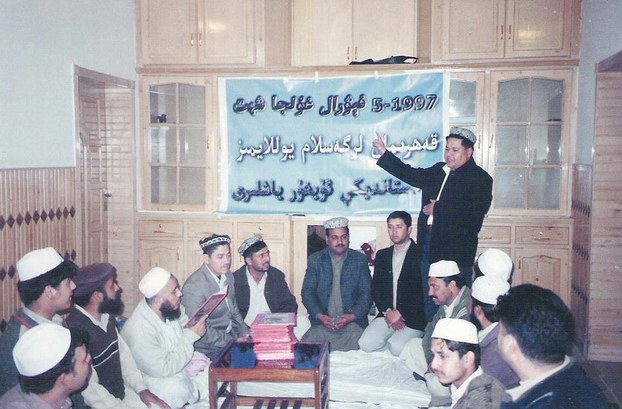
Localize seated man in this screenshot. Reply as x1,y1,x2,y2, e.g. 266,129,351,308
497,284,608,408
0,324,91,408
66,262,169,409
469,275,519,389
400,260,471,407
0,247,77,397
429,318,510,408
472,248,513,284
359,211,426,356
233,234,310,339
182,234,249,359
121,267,210,409
301,217,373,351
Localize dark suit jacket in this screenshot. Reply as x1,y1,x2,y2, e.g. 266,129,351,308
301,248,372,329
372,239,426,331
232,265,298,320
377,153,492,267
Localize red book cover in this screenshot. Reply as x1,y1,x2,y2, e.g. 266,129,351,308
184,286,228,328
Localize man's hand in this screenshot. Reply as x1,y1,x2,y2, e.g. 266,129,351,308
423,199,436,216
373,134,387,156
332,313,356,330
139,390,170,409
188,314,207,337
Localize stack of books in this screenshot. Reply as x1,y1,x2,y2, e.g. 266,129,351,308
250,312,297,361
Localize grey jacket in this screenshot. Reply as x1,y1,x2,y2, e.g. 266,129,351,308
181,264,249,359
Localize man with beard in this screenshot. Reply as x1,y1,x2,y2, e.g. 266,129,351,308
232,235,310,339
122,267,210,409
182,234,249,359
66,262,169,408
0,247,78,397
400,260,471,408
301,217,373,351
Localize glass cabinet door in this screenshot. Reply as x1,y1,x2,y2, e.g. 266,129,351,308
448,72,486,166
491,70,570,215
148,81,208,208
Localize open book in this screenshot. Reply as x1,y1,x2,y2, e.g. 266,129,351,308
184,286,228,328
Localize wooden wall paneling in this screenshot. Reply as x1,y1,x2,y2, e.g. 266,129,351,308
588,72,622,361
0,168,78,333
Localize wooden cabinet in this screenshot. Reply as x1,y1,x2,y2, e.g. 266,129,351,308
138,215,291,287
514,248,569,304
291,0,417,66
476,217,571,305
433,0,576,61
141,76,218,211
138,220,185,282
448,69,573,217
138,0,256,65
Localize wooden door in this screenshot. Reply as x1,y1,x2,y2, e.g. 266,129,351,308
78,82,108,265
291,0,353,66
352,0,416,62
505,0,572,58
440,0,505,60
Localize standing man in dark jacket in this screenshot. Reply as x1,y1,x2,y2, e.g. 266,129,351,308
358,210,426,356
374,127,492,321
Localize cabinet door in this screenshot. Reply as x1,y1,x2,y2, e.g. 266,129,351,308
440,0,505,60
138,0,197,65
352,0,417,62
489,70,571,216
448,72,487,166
142,77,217,211
505,0,572,58
514,248,569,305
291,0,353,66
198,0,256,64
139,240,185,282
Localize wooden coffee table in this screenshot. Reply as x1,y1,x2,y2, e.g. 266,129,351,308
209,340,329,409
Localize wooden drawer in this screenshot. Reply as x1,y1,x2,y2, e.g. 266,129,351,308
187,221,235,239
139,220,183,238
236,222,285,241
515,226,569,245
478,225,511,244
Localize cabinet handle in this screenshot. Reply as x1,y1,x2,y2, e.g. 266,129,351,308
354,46,358,60
177,247,180,261
518,258,521,269
489,133,494,149
190,33,195,46
198,33,203,47
533,237,551,242
478,235,493,240
152,230,169,234
500,25,504,40
346,46,350,61
507,25,512,40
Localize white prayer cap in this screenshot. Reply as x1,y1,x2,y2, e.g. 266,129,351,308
323,217,349,230
139,267,171,298
472,275,510,305
13,323,71,376
432,318,478,345
477,248,513,282
429,260,460,278
16,247,64,282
